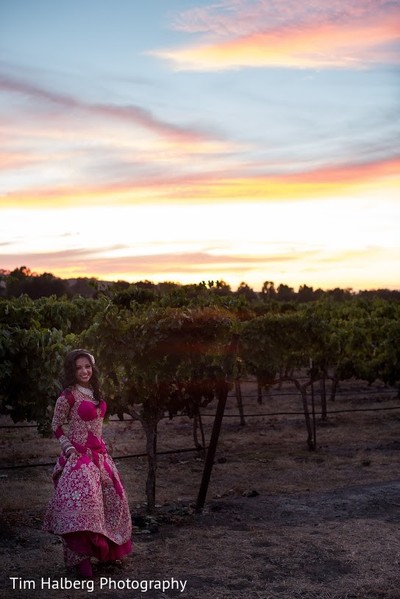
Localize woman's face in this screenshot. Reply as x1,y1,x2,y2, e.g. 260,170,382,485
75,356,93,387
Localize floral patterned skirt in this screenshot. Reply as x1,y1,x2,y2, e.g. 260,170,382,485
43,450,132,566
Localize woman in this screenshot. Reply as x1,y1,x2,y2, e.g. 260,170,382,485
44,349,132,577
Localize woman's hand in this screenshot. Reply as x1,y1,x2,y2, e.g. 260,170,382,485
65,447,78,458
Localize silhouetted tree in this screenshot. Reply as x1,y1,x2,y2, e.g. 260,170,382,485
261,281,276,300
276,283,295,301
297,284,316,302
237,282,257,301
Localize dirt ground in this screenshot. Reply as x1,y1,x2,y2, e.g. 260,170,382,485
1,379,400,599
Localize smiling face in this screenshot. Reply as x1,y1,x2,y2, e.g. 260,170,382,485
75,356,93,387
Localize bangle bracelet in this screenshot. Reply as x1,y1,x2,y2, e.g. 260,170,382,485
61,438,72,450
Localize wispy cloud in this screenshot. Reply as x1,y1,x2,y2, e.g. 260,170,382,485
4,243,399,291
171,0,398,36
2,154,397,208
151,0,400,70
0,72,249,199
0,151,43,170
1,245,312,279
0,73,214,144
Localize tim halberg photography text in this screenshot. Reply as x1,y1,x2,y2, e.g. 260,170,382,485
9,577,188,593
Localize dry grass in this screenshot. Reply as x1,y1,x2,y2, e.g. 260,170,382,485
1,379,400,598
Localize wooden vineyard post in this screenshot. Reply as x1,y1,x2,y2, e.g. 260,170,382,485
310,372,317,451
309,358,317,451
320,376,327,421
235,379,246,426
195,380,229,512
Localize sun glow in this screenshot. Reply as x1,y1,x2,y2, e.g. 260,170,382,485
2,185,399,290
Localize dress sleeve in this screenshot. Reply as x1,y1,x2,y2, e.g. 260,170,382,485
52,391,75,455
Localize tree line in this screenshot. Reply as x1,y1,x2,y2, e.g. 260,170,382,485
1,266,399,303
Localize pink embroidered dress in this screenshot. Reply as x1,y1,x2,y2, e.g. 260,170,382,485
43,387,132,566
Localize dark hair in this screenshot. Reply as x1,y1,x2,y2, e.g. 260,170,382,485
63,349,102,403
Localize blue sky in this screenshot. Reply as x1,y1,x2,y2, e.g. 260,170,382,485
1,0,399,290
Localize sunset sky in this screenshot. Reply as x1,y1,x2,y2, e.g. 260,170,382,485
1,0,399,291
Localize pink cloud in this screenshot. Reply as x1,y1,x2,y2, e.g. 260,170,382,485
1,154,399,209
0,151,42,170
153,0,400,69
0,247,310,281
0,74,212,144
172,0,398,36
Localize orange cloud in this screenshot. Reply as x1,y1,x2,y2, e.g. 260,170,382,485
1,156,399,209
151,12,400,70
0,246,312,282
4,244,399,291
0,151,43,170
